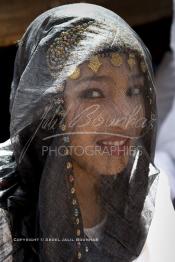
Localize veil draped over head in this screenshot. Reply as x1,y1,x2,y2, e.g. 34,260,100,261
3,3,159,262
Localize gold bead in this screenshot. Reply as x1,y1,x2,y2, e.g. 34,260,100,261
76,218,80,224
64,148,69,156
59,110,65,117
71,187,75,194
66,162,72,169
77,251,82,259
140,61,147,73
72,199,77,205
128,53,136,70
60,124,66,131
76,229,81,236
85,246,89,252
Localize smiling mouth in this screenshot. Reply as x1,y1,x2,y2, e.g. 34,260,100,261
96,136,130,156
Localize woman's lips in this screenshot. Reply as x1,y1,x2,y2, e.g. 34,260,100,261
96,136,130,156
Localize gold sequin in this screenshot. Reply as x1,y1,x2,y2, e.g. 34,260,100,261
76,229,81,236
71,187,75,194
128,54,136,70
76,218,80,224
66,162,72,169
60,124,66,131
140,61,147,73
72,199,77,205
88,55,102,73
69,67,81,80
111,53,123,67
58,110,65,117
64,148,69,156
77,251,82,259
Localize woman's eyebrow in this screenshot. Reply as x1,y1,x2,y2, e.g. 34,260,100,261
128,74,144,86
129,73,143,79
77,75,114,84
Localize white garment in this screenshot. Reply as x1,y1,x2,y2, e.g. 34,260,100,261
84,170,175,261
155,0,175,201
155,0,175,127
155,52,175,127
155,96,175,199
144,170,175,262
156,0,175,199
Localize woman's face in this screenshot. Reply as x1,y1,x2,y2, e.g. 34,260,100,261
64,54,145,176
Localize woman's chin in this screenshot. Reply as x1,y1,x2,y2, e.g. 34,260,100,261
91,157,128,176
97,154,129,175
97,165,125,176
71,152,129,177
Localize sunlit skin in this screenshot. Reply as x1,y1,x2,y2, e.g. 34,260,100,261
64,54,145,228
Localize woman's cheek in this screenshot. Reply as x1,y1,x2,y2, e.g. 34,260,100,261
66,103,97,131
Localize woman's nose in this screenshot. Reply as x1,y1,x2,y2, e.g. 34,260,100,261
106,98,143,137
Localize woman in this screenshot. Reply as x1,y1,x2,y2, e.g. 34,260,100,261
0,3,175,262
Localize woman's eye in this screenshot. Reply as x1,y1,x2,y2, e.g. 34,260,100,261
80,88,104,99
126,87,142,97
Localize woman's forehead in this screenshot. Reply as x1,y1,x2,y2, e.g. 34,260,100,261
66,54,145,89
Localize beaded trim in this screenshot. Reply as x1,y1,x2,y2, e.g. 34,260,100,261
127,53,136,70
68,52,147,80
58,96,89,260
64,155,89,259
46,21,94,77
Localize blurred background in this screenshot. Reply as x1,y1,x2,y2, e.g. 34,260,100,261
0,0,173,142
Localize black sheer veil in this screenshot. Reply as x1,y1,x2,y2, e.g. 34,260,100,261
7,3,160,262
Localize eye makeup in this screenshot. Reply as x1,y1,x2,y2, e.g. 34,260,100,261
126,86,143,97
79,88,105,99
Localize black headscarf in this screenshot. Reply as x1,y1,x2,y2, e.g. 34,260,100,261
5,3,159,262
